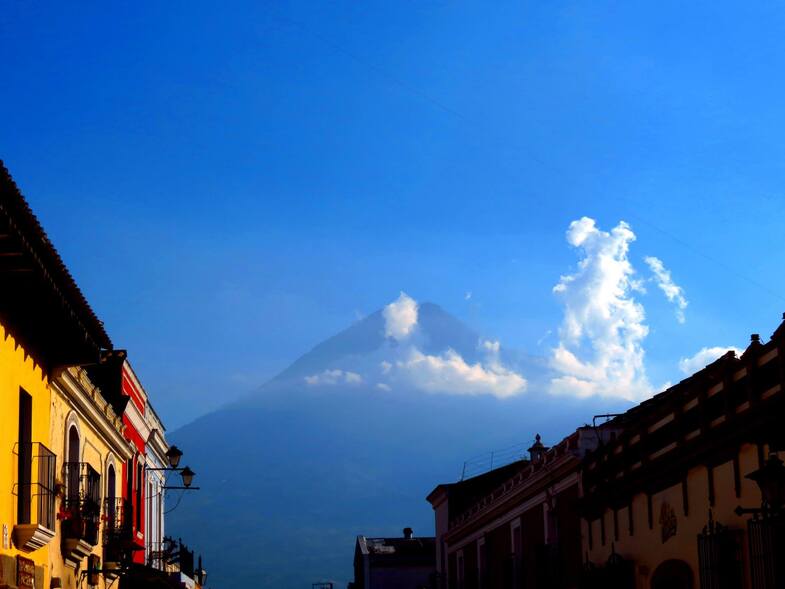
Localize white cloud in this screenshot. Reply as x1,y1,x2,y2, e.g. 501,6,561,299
480,339,500,354
344,372,363,384
376,383,391,391
678,346,743,375
549,217,652,401
645,256,688,323
383,292,419,341
396,348,526,399
304,369,364,386
380,360,392,374
465,291,472,300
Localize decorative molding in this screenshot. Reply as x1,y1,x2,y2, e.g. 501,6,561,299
124,399,151,442
62,538,92,568
12,524,55,552
53,372,134,461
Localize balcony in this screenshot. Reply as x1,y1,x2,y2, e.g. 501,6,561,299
61,462,101,567
148,537,207,586
12,442,56,552
103,497,133,576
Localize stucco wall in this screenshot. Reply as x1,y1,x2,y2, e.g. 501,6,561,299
0,321,52,587
584,442,762,588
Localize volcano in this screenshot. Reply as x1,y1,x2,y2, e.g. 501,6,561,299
167,302,628,588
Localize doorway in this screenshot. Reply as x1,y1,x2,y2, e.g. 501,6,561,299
651,559,693,589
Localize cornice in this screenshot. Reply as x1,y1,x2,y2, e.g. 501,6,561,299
146,427,169,462
446,451,579,539
122,359,148,405
53,368,134,460
125,398,151,441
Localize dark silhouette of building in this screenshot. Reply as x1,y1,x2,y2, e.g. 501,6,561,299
352,528,435,589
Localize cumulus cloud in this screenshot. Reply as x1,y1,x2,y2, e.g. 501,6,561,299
376,383,391,391
645,256,688,323
678,346,743,375
379,293,526,398
383,292,419,341
304,369,363,386
549,217,652,400
395,348,526,399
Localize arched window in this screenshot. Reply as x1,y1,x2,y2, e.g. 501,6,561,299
107,464,116,501
107,464,116,526
67,425,80,500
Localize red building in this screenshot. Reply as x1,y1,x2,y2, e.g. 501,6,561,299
121,360,151,564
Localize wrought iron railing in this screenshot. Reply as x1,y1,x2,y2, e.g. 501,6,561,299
748,513,785,589
152,537,196,577
13,442,56,531
697,512,742,589
61,462,101,545
147,537,178,571
103,497,132,564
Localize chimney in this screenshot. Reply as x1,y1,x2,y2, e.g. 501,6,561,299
403,527,413,539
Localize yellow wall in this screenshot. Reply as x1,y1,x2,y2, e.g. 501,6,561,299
0,321,52,587
584,443,762,588
49,369,126,589
0,318,127,589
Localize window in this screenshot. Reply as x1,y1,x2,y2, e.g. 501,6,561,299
106,464,117,531
136,462,143,530
511,521,522,589
16,390,56,532
108,465,116,501
66,426,80,501
17,390,32,524
477,538,486,589
147,479,153,558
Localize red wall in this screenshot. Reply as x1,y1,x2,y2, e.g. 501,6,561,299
121,366,146,564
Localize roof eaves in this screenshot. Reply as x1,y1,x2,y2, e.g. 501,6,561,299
0,161,112,350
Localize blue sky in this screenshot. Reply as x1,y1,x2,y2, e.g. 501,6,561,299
3,1,785,427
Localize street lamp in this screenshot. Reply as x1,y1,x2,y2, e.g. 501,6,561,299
747,453,785,511
166,446,183,469
146,449,200,491
180,466,195,489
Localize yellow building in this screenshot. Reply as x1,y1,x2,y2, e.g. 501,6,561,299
0,162,114,589
48,364,134,589
0,321,54,588
581,326,785,589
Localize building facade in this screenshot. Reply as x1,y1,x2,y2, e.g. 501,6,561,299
120,361,151,567
144,402,169,569
351,528,435,589
0,162,210,589
0,161,114,588
580,326,785,589
49,366,135,587
428,429,610,589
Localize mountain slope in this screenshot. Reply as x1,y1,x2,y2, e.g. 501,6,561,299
167,304,629,588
